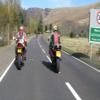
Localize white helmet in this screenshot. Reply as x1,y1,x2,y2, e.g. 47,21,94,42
53,25,58,31
19,26,24,31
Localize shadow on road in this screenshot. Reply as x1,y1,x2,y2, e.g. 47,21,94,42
42,61,57,73
72,53,89,59
14,60,20,70
14,60,24,70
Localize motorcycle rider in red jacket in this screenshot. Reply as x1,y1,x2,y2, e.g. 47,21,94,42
16,26,27,60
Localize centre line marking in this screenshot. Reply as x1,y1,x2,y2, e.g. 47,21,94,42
65,82,82,100
38,39,52,63
42,49,46,54
46,55,52,63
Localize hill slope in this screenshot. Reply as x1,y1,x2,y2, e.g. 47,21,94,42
43,2,100,36
43,3,100,25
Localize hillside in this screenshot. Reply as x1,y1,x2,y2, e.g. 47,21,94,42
43,2,100,37
26,8,43,21
25,3,100,26
25,3,100,36
43,2,100,25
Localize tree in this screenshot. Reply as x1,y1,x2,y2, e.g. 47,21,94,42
0,0,24,45
45,25,48,32
69,32,74,38
49,24,52,32
37,16,43,34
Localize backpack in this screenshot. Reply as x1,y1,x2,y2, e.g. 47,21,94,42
53,32,59,45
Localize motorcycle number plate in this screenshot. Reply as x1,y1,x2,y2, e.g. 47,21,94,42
56,51,61,57
17,49,22,53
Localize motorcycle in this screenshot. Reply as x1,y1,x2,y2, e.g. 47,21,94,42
15,39,25,70
50,45,61,73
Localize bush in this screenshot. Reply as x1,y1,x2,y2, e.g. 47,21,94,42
69,32,74,38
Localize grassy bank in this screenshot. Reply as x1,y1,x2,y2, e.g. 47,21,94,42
61,37,90,55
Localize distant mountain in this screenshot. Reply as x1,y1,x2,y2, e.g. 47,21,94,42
25,8,51,21
25,8,43,21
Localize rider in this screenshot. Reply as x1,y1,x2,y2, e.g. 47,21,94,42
49,25,61,57
16,26,27,59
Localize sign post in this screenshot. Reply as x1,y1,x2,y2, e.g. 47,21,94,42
90,44,93,60
89,9,100,60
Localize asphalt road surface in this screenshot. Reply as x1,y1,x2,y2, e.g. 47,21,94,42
0,36,100,100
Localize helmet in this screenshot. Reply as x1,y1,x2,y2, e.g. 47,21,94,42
19,26,24,31
53,25,58,31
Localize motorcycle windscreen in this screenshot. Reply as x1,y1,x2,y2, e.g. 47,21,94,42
17,48,22,53
56,51,61,57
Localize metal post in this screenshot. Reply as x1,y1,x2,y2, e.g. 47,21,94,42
90,44,93,60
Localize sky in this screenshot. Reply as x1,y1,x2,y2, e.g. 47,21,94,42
21,0,99,9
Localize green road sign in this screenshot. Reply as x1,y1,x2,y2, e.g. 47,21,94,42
89,9,100,44
89,27,100,43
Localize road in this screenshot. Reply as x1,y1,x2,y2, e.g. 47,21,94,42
0,36,100,100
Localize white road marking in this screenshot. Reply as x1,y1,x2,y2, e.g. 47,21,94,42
0,58,15,82
46,55,52,63
38,39,52,63
62,50,70,55
63,50,100,73
72,56,100,73
65,82,82,100
0,36,33,83
42,49,46,54
38,38,100,72
38,38,83,99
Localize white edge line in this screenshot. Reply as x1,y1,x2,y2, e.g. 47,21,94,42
62,50,70,55
65,82,82,100
72,56,100,72
0,58,15,82
0,36,33,83
63,50,100,73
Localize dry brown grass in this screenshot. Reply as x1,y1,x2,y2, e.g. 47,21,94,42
61,37,90,55
61,36,100,59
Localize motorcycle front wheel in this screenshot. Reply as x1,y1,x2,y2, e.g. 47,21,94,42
17,54,22,70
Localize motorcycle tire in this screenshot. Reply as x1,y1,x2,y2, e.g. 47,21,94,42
56,58,60,73
17,55,22,70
